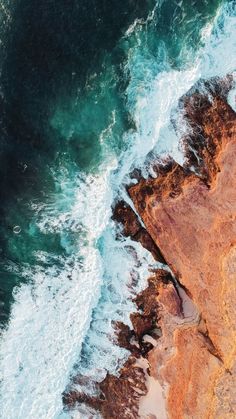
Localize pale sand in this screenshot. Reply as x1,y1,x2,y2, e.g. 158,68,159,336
135,357,167,419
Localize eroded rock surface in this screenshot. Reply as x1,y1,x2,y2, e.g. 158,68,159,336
63,78,236,418
113,200,166,263
129,81,236,418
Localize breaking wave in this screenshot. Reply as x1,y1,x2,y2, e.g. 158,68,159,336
0,1,235,418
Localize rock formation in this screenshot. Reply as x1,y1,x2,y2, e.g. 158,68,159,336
63,77,236,418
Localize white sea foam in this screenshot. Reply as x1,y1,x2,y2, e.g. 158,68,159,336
228,78,236,111
0,2,236,419
118,2,236,179
0,166,117,419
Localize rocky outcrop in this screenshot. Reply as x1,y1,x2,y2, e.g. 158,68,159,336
112,200,166,263
128,79,236,418
63,77,236,418
63,270,184,418
63,356,147,418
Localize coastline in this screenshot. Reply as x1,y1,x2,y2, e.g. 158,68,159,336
63,76,236,418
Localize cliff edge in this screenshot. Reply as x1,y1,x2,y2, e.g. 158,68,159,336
128,77,236,418
63,77,236,418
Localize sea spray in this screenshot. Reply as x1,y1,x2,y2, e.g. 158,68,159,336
65,0,236,414
0,1,235,419
0,167,116,418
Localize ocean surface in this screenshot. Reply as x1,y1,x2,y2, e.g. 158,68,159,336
0,0,235,418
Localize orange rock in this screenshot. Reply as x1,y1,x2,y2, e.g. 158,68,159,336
113,200,166,263
129,84,236,418
63,78,236,419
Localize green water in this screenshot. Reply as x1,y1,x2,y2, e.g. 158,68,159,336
0,0,224,321
1,1,235,418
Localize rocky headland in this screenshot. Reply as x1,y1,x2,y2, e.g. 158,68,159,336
63,76,236,418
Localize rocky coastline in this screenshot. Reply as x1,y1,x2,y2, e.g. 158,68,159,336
63,76,236,418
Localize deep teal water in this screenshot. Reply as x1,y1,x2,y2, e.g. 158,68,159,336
0,0,223,322
1,0,235,417
0,0,155,319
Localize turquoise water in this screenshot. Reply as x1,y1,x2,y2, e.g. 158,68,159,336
0,0,235,418
0,0,222,318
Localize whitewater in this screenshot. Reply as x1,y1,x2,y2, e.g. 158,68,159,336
0,2,236,419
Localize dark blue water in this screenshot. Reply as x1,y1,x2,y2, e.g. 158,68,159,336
0,0,235,418
0,0,156,318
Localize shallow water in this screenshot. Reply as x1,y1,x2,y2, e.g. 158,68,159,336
0,0,235,418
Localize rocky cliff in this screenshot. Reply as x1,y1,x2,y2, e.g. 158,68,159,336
63,77,236,418
128,77,236,418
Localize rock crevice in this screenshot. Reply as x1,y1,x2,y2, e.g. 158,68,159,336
63,77,236,418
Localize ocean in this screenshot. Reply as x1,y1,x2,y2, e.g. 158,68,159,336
0,0,235,417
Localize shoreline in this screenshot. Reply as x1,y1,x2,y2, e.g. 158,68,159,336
63,76,236,418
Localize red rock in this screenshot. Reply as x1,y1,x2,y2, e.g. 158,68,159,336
99,357,147,419
112,200,166,263
63,77,236,419
129,81,236,418
112,320,136,352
